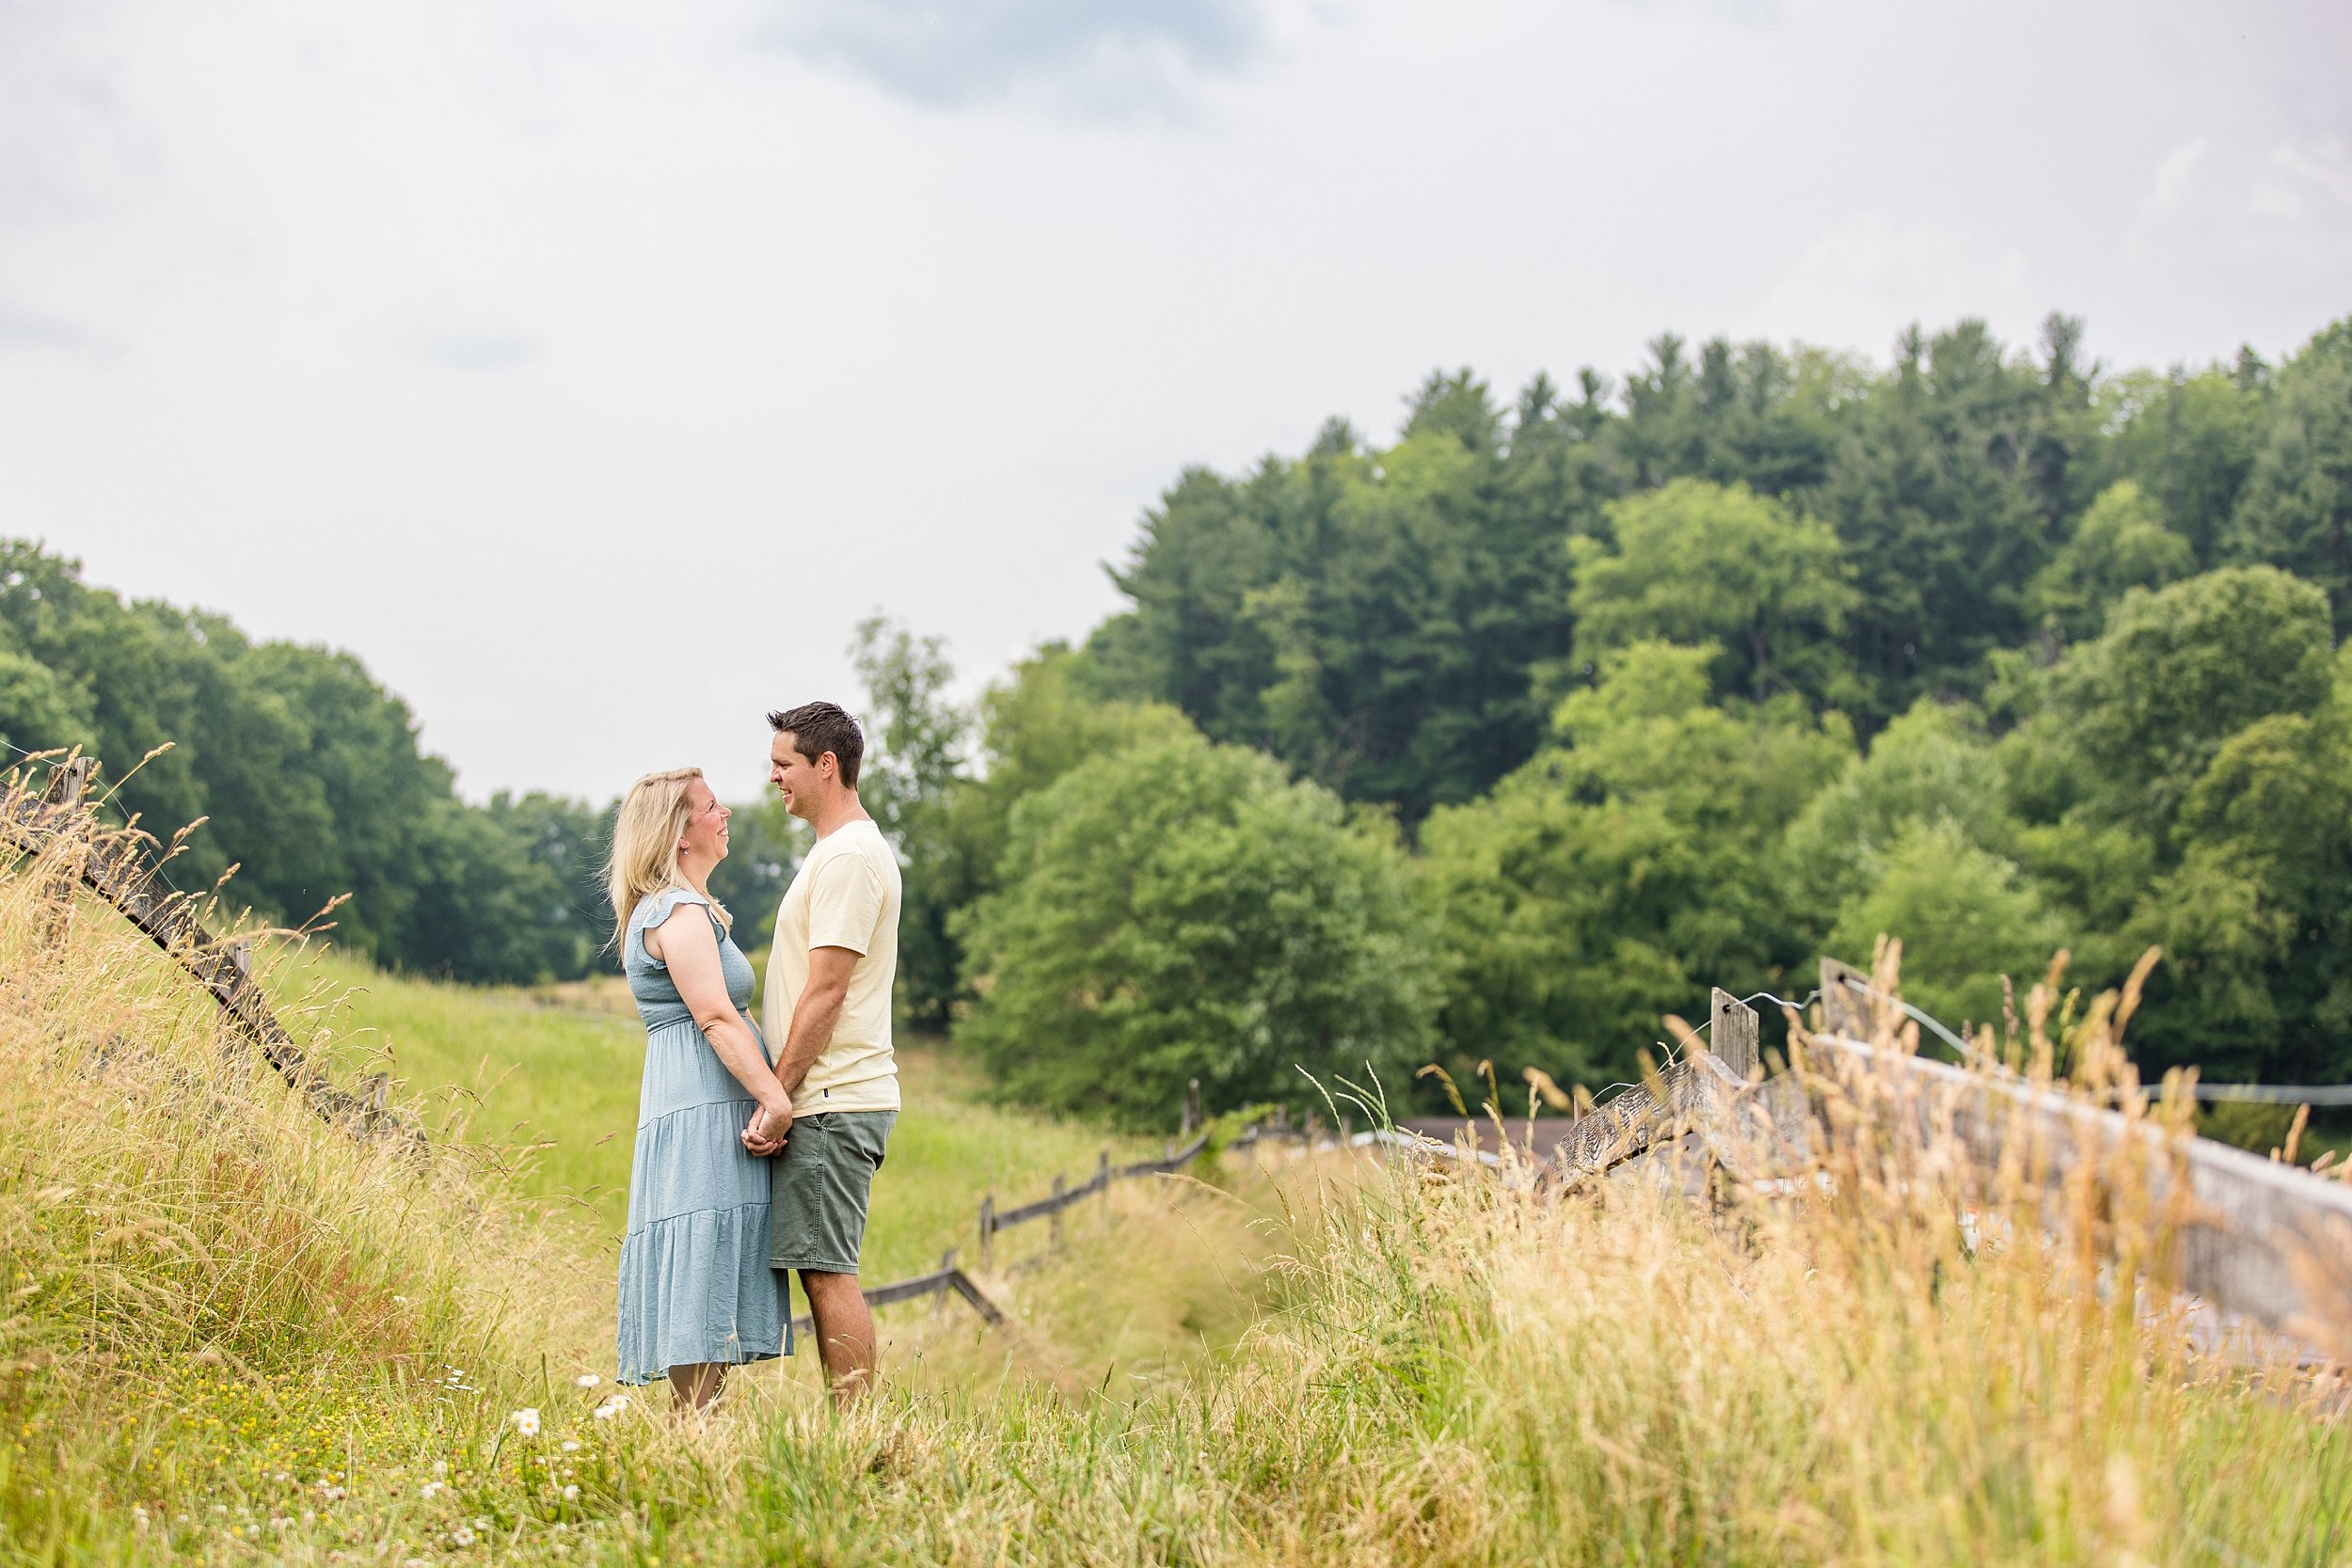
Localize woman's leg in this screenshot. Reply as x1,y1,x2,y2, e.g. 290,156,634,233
668,1362,725,1411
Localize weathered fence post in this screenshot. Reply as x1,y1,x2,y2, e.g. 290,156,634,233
1709,988,1759,1081
1049,1173,1065,1247
31,757,97,942
42,755,95,810
1819,956,1867,1038
208,935,254,986
977,1194,994,1266
1183,1078,1201,1138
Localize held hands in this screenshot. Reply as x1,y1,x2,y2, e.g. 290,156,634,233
742,1090,793,1157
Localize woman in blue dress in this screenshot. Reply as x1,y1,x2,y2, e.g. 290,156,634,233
606,767,794,1408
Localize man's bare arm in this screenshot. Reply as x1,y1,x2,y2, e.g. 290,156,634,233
773,945,858,1098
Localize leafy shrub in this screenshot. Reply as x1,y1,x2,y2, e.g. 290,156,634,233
955,730,1437,1127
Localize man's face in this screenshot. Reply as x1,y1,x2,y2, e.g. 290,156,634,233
769,732,828,821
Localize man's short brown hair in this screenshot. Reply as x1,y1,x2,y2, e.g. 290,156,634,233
767,701,864,789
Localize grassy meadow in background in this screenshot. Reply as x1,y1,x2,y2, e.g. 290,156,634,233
278,952,1183,1287
6,813,2352,1565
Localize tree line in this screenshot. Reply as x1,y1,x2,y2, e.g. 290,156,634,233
877,312,2352,1122
0,546,811,983
4,309,2346,1123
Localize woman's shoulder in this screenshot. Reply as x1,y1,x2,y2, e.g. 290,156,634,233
630,885,713,931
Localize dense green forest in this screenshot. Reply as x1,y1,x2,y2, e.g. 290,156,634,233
0,545,803,983
898,312,2352,1117
6,310,2348,1120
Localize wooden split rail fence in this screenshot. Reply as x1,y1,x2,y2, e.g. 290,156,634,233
3,756,415,1142
977,1107,1317,1259
1550,958,2352,1354
796,1097,1326,1335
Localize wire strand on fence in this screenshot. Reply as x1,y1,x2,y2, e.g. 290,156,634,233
1829,974,2352,1104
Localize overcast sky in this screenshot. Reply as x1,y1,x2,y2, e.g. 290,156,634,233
2,0,2347,803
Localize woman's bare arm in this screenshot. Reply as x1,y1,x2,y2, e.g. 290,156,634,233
644,900,791,1144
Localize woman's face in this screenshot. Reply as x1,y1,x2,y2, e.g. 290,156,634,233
678,777,731,865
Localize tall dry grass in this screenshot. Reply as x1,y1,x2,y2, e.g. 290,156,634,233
0,789,736,1560
703,947,2352,1566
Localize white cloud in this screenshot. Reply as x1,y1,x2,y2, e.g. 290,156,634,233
411,328,543,372
2144,136,2209,216
1739,216,2033,357
0,0,152,230
2269,137,2352,211
0,299,105,354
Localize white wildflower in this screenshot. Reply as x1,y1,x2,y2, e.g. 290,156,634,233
450,1525,475,1548
560,1439,580,1453
574,1373,600,1388
419,1481,444,1501
511,1407,541,1438
562,1484,580,1502
592,1395,628,1420
432,1460,449,1477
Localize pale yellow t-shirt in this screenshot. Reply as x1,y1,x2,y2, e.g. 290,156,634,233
762,817,901,1113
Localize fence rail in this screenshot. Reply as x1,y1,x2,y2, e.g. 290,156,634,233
977,1114,1315,1251
1548,956,2352,1354
788,1250,1005,1336
822,1102,1331,1335
4,755,415,1143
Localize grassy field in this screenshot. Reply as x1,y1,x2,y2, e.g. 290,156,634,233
7,822,2352,1565
269,949,1282,1403
278,954,1169,1287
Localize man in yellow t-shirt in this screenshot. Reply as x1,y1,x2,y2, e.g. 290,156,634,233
746,700,900,1405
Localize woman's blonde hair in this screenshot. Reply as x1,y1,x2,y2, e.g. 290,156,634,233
606,767,732,946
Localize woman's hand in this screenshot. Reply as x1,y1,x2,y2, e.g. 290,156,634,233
742,1090,792,1157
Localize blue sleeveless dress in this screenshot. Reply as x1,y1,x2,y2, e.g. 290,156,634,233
614,887,791,1383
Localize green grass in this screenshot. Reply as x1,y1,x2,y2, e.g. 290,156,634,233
279,954,1170,1285
285,955,648,1232
266,952,1288,1408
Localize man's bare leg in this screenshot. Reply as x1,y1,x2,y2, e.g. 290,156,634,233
668,1362,724,1412
800,1270,877,1406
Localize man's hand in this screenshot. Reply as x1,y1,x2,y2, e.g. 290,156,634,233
742,1092,793,1157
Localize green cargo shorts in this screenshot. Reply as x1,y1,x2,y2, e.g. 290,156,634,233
769,1110,896,1275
